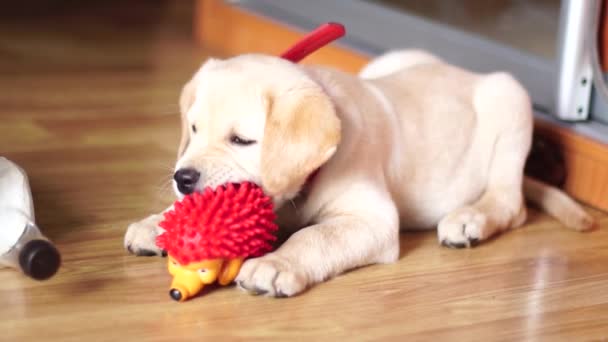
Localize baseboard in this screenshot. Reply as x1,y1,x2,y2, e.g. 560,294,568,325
194,0,608,212
532,120,608,210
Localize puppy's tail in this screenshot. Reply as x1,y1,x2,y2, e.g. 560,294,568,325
523,176,595,231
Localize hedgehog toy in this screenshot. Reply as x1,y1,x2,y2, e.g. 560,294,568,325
156,182,278,302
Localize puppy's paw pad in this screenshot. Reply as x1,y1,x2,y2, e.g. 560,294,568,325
438,207,487,248
236,255,307,298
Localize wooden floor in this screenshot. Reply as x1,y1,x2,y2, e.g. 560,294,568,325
1,2,608,340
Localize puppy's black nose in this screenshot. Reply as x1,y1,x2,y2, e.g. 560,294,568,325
173,168,200,195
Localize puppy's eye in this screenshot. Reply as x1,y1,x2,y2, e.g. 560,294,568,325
198,269,207,274
191,124,197,133
230,134,256,146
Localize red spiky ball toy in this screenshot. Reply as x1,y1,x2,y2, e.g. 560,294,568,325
156,182,278,265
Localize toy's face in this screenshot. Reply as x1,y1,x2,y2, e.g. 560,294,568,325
167,257,223,301
169,257,223,283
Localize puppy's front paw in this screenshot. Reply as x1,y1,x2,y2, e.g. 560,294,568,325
236,254,308,298
438,207,488,248
124,214,165,256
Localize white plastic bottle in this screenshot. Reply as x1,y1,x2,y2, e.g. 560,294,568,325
0,157,60,280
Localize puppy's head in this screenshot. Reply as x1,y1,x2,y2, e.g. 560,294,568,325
174,55,340,205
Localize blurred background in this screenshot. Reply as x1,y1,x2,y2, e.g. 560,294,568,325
1,2,608,341
373,0,560,59
3,0,596,124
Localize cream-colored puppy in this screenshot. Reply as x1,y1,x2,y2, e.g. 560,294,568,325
124,50,593,297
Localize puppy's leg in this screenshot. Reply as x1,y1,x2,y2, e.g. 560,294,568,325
438,72,532,248
236,186,399,297
124,212,167,256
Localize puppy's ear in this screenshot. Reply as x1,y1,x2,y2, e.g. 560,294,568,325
261,87,341,196
177,78,196,158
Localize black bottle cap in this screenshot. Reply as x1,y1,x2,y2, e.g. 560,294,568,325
18,239,61,280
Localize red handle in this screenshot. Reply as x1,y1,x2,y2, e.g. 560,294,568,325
280,22,346,63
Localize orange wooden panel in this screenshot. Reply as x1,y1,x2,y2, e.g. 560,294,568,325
535,120,608,211
194,0,369,73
